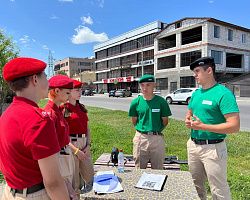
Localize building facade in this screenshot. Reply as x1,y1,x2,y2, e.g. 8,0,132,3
154,18,250,96
72,71,96,84
93,21,166,93
54,57,95,78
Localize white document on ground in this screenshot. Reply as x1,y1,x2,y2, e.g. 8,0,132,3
135,172,167,191
93,171,123,194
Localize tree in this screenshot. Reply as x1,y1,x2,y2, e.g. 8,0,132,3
57,70,67,76
0,30,19,115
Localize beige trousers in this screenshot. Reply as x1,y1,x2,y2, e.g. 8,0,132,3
1,185,50,200
70,136,94,193
58,146,75,184
187,138,231,200
133,131,165,169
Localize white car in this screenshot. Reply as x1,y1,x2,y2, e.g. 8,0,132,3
165,88,198,104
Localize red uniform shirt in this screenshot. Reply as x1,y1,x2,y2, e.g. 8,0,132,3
0,97,60,189
44,100,70,148
63,103,88,135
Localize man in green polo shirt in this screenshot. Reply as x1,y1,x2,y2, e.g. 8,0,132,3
129,74,172,169
185,57,240,200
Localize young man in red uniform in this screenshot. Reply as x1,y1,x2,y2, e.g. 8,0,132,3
44,75,79,200
62,80,94,195
0,57,69,200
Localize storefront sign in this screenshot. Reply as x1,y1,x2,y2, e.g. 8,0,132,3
102,76,134,84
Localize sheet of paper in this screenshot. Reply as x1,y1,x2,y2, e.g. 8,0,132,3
135,172,167,191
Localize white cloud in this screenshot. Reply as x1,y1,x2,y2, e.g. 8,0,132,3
58,0,73,2
209,0,214,3
19,35,30,44
71,26,108,44
97,0,104,8
42,45,49,50
81,16,93,25
50,14,59,20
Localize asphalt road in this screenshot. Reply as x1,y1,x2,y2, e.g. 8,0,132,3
80,94,250,132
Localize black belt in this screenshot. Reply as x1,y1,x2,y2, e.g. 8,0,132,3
10,182,44,197
70,134,84,138
137,130,163,135
191,138,224,145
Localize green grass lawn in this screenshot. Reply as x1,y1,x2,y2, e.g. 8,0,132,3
1,101,249,199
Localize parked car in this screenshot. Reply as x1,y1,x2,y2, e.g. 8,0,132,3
83,89,94,96
115,89,132,97
109,90,116,97
165,88,198,104
138,90,161,97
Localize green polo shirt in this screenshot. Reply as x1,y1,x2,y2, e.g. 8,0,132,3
128,95,172,132
188,84,239,140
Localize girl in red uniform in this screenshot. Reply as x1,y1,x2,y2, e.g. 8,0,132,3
62,80,94,194
0,58,69,200
44,75,79,200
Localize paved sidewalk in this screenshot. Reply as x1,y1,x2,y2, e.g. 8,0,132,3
236,96,250,102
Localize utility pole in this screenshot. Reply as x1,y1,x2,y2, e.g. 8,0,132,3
47,50,54,79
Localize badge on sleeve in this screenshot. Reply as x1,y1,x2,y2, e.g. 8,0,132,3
152,109,160,112
34,107,51,119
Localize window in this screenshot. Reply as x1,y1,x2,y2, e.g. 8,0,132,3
96,50,107,59
158,34,176,50
211,50,223,64
142,66,154,76
180,76,195,88
108,58,120,69
138,50,154,62
175,22,182,29
170,82,177,93
181,50,201,67
121,68,136,77
121,41,137,53
96,61,108,71
226,53,242,68
137,33,156,48
228,29,233,41
181,26,202,45
156,78,168,90
214,25,220,38
108,45,120,56
157,55,176,70
121,54,137,66
97,72,107,81
242,34,246,43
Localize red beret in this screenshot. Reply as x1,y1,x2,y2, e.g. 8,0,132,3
3,57,46,81
49,75,73,89
72,80,83,88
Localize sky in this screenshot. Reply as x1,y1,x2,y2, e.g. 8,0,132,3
1,0,250,65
